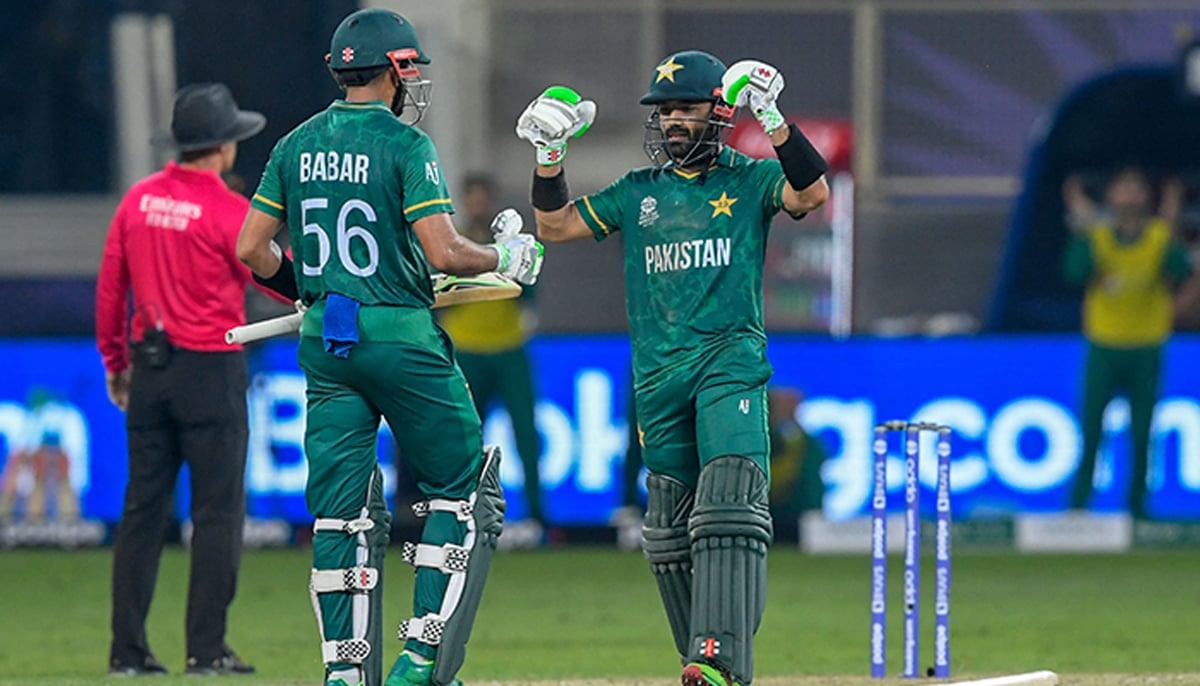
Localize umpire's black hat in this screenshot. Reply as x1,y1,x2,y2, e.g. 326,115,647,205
152,83,266,151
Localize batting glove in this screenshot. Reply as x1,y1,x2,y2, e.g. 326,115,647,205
489,233,545,286
721,60,786,134
516,86,597,166
489,207,524,242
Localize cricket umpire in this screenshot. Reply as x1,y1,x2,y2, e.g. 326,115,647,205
96,83,276,676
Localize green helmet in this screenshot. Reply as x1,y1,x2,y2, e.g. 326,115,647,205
639,50,727,105
326,8,432,123
327,8,429,71
640,51,735,169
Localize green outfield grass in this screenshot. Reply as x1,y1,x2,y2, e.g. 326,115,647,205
1,546,1198,685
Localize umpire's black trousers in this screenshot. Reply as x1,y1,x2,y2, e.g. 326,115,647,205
109,349,249,667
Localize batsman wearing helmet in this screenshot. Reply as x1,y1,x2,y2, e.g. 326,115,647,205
237,9,544,686
518,51,829,686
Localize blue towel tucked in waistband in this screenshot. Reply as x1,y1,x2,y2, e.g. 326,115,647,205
322,293,360,359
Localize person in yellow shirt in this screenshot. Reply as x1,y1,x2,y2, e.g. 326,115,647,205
440,174,546,546
1062,166,1192,518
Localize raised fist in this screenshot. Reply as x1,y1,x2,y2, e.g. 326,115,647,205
516,86,597,165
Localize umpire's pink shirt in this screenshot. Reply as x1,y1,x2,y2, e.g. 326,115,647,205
96,162,264,374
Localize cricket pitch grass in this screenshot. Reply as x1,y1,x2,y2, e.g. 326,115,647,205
2,547,1197,685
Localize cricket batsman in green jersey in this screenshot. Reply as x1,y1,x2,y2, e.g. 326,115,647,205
517,51,829,686
237,9,544,686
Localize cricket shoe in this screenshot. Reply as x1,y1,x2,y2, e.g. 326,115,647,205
185,647,255,675
681,662,741,686
384,652,462,686
108,655,168,676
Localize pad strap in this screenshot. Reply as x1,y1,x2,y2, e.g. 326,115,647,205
314,517,375,534
320,638,371,665
401,541,471,574
398,614,446,645
310,566,379,593
411,498,473,521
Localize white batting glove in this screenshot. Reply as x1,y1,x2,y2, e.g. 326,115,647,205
489,207,523,242
516,86,597,166
489,233,545,286
721,60,786,133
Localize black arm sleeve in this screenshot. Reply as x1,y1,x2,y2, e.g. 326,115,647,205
774,123,829,191
253,254,300,302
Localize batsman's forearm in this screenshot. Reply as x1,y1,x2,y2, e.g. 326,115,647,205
535,207,568,242
242,247,282,278
431,236,502,275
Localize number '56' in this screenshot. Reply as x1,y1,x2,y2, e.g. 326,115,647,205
300,197,380,277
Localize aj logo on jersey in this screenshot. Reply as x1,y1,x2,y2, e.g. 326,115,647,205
738,398,750,414
425,160,440,185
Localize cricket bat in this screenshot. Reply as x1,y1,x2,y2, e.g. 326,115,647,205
225,272,521,344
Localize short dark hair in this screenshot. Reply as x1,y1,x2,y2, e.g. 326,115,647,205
332,65,391,88
180,147,221,162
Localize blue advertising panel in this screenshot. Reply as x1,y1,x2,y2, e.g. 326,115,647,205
775,336,1200,521
2,335,1198,533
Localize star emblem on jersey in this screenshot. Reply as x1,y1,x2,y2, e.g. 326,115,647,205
655,57,685,83
709,192,738,218
342,47,354,63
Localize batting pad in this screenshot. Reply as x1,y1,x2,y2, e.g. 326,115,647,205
310,467,392,686
643,472,696,657
396,446,505,686
688,455,773,685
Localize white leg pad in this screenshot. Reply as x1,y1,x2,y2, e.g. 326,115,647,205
397,614,446,645
314,517,376,534
311,566,379,592
321,638,372,665
401,542,470,574
412,499,473,521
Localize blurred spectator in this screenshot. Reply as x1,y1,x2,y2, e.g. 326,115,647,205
438,173,546,548
1062,166,1194,519
96,83,268,676
766,387,827,542
0,391,79,525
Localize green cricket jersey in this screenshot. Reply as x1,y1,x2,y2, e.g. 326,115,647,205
250,100,454,308
576,145,791,384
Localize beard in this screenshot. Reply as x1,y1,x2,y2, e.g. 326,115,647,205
664,124,701,159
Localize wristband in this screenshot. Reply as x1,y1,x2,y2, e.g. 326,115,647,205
775,123,829,190
531,169,570,212
254,254,300,301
